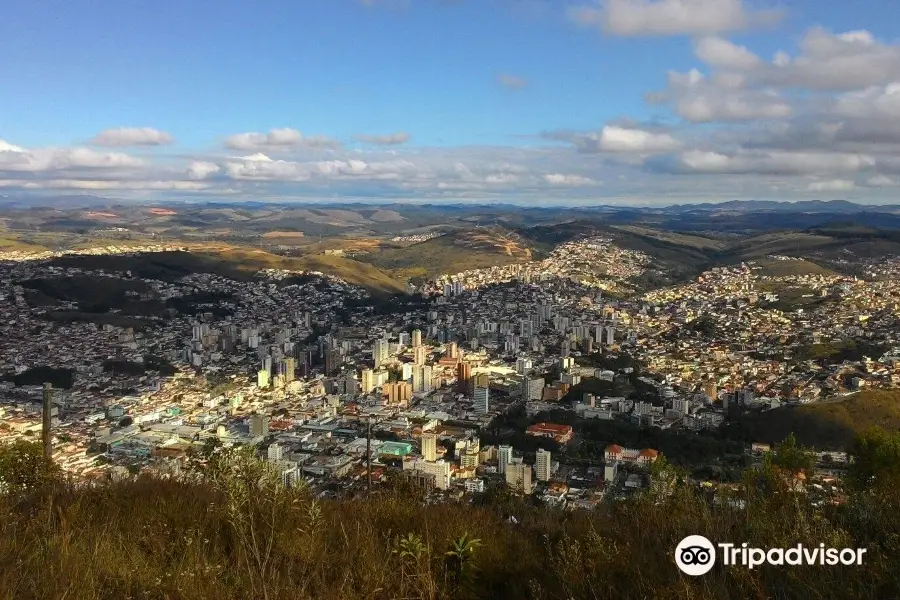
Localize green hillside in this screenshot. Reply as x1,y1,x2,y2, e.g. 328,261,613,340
737,390,900,450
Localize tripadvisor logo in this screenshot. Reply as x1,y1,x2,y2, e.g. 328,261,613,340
675,535,717,576
675,535,867,576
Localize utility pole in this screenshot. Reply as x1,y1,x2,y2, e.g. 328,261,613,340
366,414,373,495
42,382,53,460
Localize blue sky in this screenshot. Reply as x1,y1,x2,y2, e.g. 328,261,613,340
2,0,900,204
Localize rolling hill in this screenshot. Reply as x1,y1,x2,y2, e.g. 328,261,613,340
750,257,837,277
358,226,535,279
46,247,403,294
736,390,900,450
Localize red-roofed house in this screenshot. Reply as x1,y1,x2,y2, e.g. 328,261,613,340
605,444,659,465
604,444,625,462
526,422,574,444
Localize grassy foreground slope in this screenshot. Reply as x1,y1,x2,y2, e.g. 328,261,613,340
3,454,900,600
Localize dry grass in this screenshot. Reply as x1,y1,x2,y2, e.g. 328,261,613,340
2,467,900,600
261,231,306,239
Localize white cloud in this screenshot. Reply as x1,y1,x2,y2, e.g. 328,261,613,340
0,139,25,153
568,0,782,37
355,132,411,145
224,157,312,181
544,173,597,186
655,149,875,176
833,82,900,119
225,128,340,152
91,127,174,147
597,125,681,152
236,153,274,162
649,68,792,122
759,28,900,91
186,161,220,180
0,146,144,172
497,73,528,90
693,36,761,70
806,179,856,192
864,175,897,187
485,173,521,184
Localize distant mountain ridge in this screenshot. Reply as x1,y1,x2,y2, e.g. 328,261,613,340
662,200,900,214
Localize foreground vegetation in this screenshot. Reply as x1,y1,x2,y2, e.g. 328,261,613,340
3,432,900,600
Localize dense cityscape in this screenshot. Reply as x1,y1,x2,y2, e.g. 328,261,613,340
5,231,898,510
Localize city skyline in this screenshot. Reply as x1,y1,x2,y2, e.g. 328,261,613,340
3,0,900,204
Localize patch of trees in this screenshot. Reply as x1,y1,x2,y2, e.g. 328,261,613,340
687,315,718,336
2,366,73,389
563,417,746,467
343,293,430,317
167,292,237,317
103,360,146,376
793,340,888,363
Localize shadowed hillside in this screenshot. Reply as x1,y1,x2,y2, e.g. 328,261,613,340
736,390,900,450
46,248,403,293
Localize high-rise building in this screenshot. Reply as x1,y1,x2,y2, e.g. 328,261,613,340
249,414,269,437
282,357,296,383
498,445,513,475
257,369,270,389
414,345,427,366
411,329,423,348
474,372,490,389
516,357,533,375
267,443,283,462
421,432,437,462
634,401,652,416
343,374,360,396
447,342,459,359
526,377,545,401
401,363,414,382
411,366,424,393
398,332,410,347
361,369,375,394
383,381,412,405
605,325,616,346
474,387,490,414
421,365,434,393
506,462,532,494
535,448,552,482
373,339,389,368
420,460,451,490
457,362,473,394
325,349,342,375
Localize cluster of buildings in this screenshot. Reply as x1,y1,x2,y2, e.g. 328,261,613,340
428,237,658,297
2,237,895,504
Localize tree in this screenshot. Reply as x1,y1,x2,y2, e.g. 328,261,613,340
771,433,814,475
0,440,62,495
848,428,900,491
